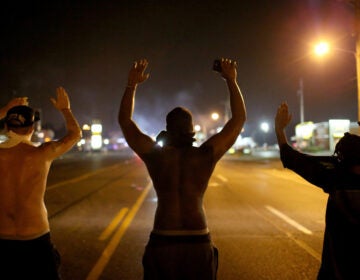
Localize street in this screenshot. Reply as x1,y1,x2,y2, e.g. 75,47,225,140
46,150,327,280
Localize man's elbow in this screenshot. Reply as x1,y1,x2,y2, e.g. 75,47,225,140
70,128,82,142
77,129,83,140
118,112,127,127
118,117,132,131
233,114,246,128
241,113,247,123
118,117,125,128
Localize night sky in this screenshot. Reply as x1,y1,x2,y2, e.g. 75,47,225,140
0,0,357,144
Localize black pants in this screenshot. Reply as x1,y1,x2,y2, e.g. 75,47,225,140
143,233,218,280
0,233,61,280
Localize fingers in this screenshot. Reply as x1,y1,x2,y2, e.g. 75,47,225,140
129,59,150,85
220,58,237,68
55,86,69,99
50,97,56,107
133,59,148,70
56,86,65,95
277,102,288,111
276,102,292,123
52,86,70,108
217,58,237,81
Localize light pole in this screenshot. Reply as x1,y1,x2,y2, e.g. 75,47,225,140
311,1,360,124
297,78,305,123
313,38,360,123
348,0,360,122
260,121,270,146
355,1,360,122
297,41,330,125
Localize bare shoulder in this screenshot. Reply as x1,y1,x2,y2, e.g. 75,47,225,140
37,140,74,159
0,143,51,166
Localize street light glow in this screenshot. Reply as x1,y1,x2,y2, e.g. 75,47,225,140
311,35,360,125
211,112,219,121
260,122,270,133
314,41,330,57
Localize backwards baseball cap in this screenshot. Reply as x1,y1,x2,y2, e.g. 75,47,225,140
5,105,40,128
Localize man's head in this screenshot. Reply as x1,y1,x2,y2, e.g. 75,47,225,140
5,105,40,134
166,107,194,134
334,132,360,166
163,107,195,147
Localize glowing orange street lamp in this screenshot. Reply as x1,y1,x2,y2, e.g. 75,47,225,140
314,41,330,57
314,40,360,124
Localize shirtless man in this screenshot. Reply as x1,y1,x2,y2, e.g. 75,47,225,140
118,58,246,279
0,87,82,279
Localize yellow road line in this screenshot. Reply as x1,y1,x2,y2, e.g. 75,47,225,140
86,181,152,280
47,164,122,191
216,174,228,183
98,207,129,241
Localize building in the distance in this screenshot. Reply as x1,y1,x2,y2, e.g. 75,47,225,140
294,119,358,153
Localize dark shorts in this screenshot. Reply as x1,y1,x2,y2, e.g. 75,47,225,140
143,232,218,280
0,233,61,280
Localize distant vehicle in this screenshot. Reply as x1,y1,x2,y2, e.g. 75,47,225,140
233,136,257,154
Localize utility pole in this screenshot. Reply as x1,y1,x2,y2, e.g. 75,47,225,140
297,78,304,123
346,0,360,124
354,0,360,123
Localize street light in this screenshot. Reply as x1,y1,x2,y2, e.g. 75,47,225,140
313,40,360,123
260,122,270,133
296,41,330,125
211,112,219,121
314,41,330,57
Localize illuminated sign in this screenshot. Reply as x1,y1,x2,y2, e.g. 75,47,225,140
329,119,350,138
90,122,103,150
295,122,314,140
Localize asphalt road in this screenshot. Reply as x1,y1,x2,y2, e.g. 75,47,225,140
45,150,327,280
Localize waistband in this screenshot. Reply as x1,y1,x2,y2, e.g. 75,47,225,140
148,232,212,246
0,232,51,242
152,227,209,236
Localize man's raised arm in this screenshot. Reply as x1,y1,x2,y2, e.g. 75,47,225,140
118,59,154,155
275,102,292,147
203,58,247,162
44,87,82,158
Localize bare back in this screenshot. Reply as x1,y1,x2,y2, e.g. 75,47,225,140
142,145,215,231
0,88,81,240
119,58,246,234
0,143,55,239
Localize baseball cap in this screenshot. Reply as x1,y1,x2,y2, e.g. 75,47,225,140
5,105,40,128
